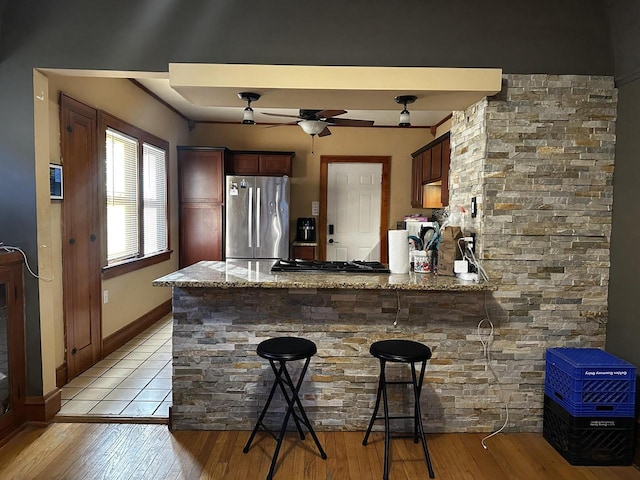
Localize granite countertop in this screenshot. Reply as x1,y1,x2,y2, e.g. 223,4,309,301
153,260,494,291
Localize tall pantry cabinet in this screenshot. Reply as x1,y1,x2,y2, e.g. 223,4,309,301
177,147,227,268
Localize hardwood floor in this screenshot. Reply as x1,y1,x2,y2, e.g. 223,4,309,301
0,423,638,479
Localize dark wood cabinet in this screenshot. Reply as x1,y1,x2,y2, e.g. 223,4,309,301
420,141,443,184
178,147,227,267
259,154,293,176
179,204,224,268
430,142,442,181
441,137,451,206
226,151,294,176
0,252,26,445
291,244,316,260
411,153,424,208
410,132,451,208
421,149,432,184
179,149,224,203
226,153,258,175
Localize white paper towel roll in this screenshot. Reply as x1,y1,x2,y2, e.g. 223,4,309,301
388,229,410,274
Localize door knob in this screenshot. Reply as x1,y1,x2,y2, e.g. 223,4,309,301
328,239,339,244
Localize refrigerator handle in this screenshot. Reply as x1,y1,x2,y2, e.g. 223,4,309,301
248,187,253,248
256,187,261,247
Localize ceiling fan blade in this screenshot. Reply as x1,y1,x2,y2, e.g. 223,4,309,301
263,122,296,128
318,126,332,137
262,112,302,119
316,109,347,119
329,118,375,127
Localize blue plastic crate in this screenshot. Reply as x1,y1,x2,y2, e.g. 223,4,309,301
545,348,636,417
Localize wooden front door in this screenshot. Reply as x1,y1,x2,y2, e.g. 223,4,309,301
60,94,102,379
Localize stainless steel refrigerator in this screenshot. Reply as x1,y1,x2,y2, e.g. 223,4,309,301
225,175,290,259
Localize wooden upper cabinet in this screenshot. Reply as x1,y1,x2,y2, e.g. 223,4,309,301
226,153,259,174
442,136,450,165
430,143,442,181
259,154,293,176
178,148,225,203
411,132,451,207
411,153,424,208
227,151,294,176
421,142,442,184
441,137,451,206
421,148,432,182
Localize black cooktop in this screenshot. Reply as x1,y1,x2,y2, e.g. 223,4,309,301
271,259,390,273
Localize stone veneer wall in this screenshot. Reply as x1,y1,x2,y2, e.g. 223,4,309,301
171,74,617,434
172,287,496,432
448,74,617,431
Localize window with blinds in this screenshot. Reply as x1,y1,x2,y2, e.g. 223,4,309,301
104,123,169,267
106,128,139,264
143,143,168,255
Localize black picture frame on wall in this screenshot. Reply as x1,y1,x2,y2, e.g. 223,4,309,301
49,164,63,200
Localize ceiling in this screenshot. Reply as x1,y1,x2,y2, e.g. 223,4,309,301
133,64,503,128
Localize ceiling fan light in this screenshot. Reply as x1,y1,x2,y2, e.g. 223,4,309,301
238,92,260,124
242,106,255,125
394,95,417,128
399,108,411,127
299,120,327,136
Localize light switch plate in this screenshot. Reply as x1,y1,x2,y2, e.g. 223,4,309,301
311,201,319,216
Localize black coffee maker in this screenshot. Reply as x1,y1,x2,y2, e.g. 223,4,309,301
296,217,316,242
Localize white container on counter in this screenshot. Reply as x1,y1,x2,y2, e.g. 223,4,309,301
413,251,433,274
388,230,410,274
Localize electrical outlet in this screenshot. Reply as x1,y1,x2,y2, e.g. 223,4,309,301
103,290,109,304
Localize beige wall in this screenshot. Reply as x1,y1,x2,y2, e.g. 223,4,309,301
33,70,59,394
32,71,443,394
189,124,434,231
34,72,189,388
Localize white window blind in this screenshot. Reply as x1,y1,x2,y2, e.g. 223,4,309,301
143,143,168,255
106,128,139,264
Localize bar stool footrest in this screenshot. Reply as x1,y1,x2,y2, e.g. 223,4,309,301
372,415,419,421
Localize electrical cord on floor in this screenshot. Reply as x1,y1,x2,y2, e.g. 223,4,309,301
0,243,54,281
478,290,509,449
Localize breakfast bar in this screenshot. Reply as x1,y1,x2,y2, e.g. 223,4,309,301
153,260,499,433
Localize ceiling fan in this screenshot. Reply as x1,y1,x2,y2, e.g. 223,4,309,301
262,109,375,137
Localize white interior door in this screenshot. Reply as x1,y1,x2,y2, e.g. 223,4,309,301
326,163,382,261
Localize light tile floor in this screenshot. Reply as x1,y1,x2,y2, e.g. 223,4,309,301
57,315,172,419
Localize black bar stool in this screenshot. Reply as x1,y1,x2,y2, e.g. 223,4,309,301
362,339,435,479
243,336,327,480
